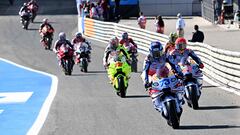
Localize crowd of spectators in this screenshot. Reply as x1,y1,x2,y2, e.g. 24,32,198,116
76,0,120,22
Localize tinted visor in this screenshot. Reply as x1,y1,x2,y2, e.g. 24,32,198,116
152,50,163,58
176,43,186,51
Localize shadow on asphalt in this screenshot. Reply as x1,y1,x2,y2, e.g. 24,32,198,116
198,105,240,110
179,125,240,130
87,71,107,74
125,95,149,98
202,85,218,88
71,71,107,76
32,21,57,24
27,28,39,31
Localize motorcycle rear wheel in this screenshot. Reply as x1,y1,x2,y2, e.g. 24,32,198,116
131,58,137,72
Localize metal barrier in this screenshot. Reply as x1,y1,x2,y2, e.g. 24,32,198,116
202,0,215,23
79,17,240,90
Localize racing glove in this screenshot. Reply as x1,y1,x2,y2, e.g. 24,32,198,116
199,63,204,69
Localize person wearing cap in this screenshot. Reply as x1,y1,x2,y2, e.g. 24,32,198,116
176,13,185,37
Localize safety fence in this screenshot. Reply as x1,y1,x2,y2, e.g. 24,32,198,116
79,17,240,90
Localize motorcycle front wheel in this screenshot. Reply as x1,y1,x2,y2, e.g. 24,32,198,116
165,100,180,129
118,76,126,98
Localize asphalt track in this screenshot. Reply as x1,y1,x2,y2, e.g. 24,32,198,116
0,1,240,135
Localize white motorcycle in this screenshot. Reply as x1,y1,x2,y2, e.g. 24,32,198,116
180,61,203,109
148,74,184,129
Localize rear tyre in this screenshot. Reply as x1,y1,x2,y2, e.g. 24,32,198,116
131,58,137,72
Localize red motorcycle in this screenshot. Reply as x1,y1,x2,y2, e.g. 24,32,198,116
40,25,54,50
123,42,138,72
27,4,38,22
57,44,74,75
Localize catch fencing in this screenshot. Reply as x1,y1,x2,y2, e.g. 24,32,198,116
79,17,240,91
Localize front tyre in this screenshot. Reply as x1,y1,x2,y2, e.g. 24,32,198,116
189,85,199,109
166,100,179,129
82,59,88,72
118,76,126,98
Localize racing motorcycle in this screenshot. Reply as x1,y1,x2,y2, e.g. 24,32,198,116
148,71,184,129
123,42,138,72
40,25,54,50
20,11,32,30
180,61,203,109
75,42,90,72
57,44,74,75
27,3,38,22
107,52,131,98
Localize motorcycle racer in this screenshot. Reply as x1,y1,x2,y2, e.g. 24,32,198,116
168,37,204,69
39,18,54,47
103,36,131,83
142,41,183,89
72,32,92,63
165,32,178,55
54,32,74,68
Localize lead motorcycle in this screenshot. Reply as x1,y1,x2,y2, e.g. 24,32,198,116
148,70,184,129
180,60,203,109
27,3,38,22
57,44,74,75
107,51,131,98
75,42,90,72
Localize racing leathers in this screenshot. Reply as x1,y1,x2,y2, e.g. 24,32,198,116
54,39,74,67
39,23,54,44
142,53,182,88
103,44,131,83
72,37,92,63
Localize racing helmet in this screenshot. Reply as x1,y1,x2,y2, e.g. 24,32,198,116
109,36,119,49
168,32,178,44
175,37,187,52
122,32,128,40
149,41,164,59
75,32,82,38
43,18,48,24
59,32,66,40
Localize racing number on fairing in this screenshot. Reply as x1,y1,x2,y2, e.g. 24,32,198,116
160,79,170,87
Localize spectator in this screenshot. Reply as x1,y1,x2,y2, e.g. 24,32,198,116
213,0,223,24
176,13,185,37
137,12,147,29
101,0,110,21
76,0,84,16
96,1,103,20
90,3,98,19
83,0,91,18
189,25,204,43
155,15,164,34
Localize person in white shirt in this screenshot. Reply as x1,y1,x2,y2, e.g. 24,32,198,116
76,0,84,16
137,12,147,29
176,13,185,37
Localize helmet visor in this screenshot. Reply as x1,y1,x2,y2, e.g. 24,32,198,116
152,50,163,58
176,43,186,51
